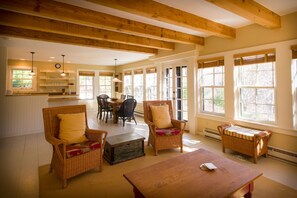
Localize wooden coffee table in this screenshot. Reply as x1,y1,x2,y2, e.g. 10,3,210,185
123,148,262,198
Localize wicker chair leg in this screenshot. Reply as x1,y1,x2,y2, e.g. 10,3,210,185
180,145,183,153
62,180,67,189
254,156,257,164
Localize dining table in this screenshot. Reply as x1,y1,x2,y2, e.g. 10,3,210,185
107,98,124,123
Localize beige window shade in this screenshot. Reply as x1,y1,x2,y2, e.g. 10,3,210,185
198,57,224,68
124,71,132,75
79,71,95,76
234,49,275,66
134,69,143,74
292,45,297,59
146,67,157,73
99,72,113,76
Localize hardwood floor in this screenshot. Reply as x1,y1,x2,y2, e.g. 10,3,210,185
0,109,296,198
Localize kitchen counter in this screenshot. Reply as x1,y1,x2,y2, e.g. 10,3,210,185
48,94,80,102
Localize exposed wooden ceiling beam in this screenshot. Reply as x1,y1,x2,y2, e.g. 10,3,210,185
0,0,204,45
87,0,236,38
206,0,281,28
0,25,158,54
0,10,174,51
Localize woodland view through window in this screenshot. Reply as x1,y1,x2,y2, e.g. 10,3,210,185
198,58,225,115
235,50,276,123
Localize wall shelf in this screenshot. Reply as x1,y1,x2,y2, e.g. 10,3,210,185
38,70,76,93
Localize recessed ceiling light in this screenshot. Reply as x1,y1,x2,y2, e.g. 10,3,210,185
66,61,71,63
20,58,25,60
49,57,55,59
48,60,53,62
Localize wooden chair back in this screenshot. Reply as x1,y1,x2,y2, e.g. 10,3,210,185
43,105,88,140
143,100,174,124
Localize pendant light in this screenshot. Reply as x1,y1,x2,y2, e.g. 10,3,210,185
30,52,35,76
112,58,122,82
61,54,66,77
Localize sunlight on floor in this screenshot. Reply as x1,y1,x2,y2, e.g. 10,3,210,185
184,138,201,145
183,146,199,152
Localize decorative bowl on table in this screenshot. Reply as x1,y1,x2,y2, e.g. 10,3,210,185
111,98,118,101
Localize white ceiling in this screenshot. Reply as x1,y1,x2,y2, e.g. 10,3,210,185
1,0,297,66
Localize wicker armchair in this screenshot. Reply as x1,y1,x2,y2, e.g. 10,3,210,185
143,100,186,155
42,105,108,188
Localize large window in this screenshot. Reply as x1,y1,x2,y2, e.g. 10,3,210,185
292,45,297,128
198,57,225,115
133,69,143,102
99,72,112,97
79,71,94,99
235,49,276,123
124,71,132,96
11,69,33,90
146,67,157,100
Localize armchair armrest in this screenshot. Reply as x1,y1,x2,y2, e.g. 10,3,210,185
145,120,158,136
45,135,66,162
86,129,108,148
171,119,186,130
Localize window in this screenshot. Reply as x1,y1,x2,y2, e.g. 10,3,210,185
198,57,225,115
235,49,276,123
146,67,157,100
124,71,132,96
99,72,112,97
133,69,143,102
11,69,33,90
79,71,94,99
292,45,297,128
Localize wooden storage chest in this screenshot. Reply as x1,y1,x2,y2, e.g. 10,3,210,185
104,133,145,165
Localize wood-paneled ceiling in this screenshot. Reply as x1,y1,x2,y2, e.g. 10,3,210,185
0,0,296,66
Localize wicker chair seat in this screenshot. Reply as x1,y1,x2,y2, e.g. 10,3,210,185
156,128,181,136
66,141,101,158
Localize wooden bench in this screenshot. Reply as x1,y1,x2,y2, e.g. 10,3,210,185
217,124,272,163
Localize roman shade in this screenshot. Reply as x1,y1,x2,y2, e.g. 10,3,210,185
234,49,275,66
198,56,224,68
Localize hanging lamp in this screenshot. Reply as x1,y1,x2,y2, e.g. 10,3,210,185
61,54,66,76
30,52,35,76
112,58,122,82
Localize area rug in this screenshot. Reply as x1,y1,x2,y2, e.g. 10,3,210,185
39,146,297,198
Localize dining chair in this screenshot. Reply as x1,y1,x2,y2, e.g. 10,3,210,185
97,94,113,122
116,99,137,126
120,94,126,100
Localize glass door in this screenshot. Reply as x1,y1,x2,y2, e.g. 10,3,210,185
163,65,188,121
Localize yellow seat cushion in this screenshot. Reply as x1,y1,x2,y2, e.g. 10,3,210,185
150,105,173,129
57,112,88,144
